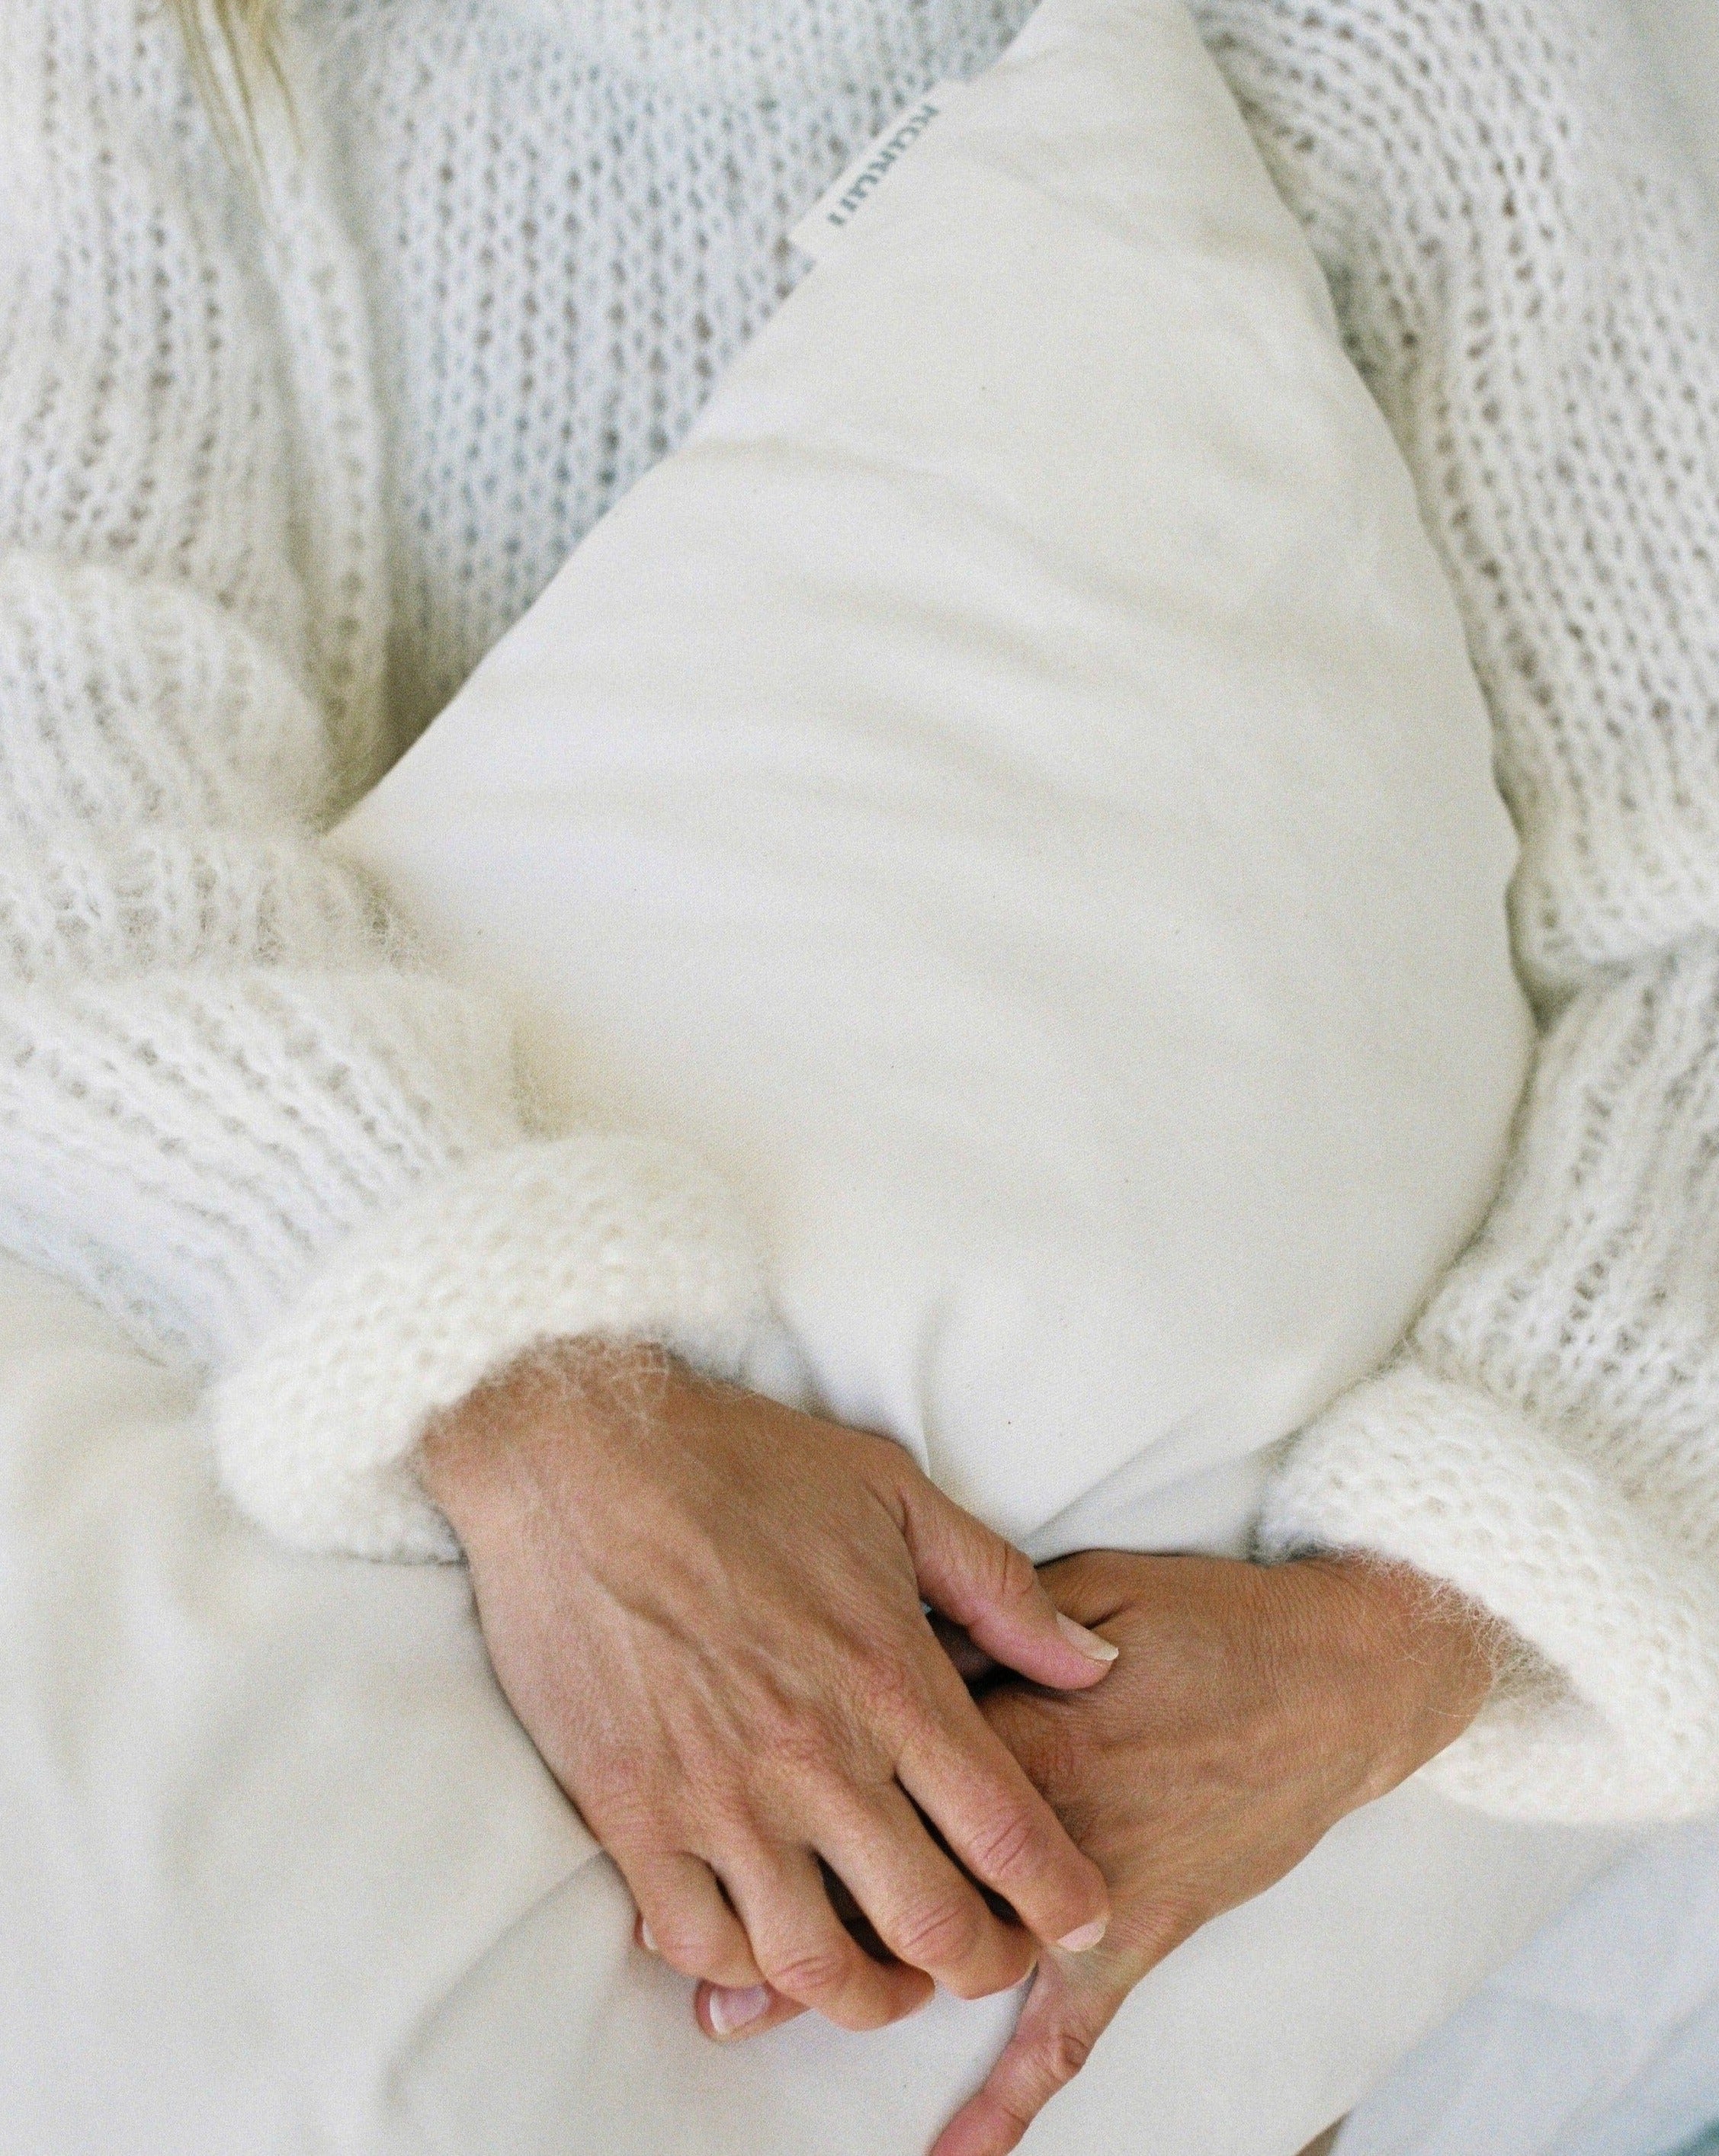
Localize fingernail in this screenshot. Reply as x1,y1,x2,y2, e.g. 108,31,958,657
639,1921,658,1953
1055,1612,1120,1664
708,1984,773,2036
1057,1917,1108,1953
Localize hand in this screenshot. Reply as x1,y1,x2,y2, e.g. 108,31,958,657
419,1342,1117,2038
930,1550,1498,2156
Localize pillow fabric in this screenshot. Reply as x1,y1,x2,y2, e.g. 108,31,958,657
0,1251,1628,2156
338,0,1531,1558
5,2,1605,2151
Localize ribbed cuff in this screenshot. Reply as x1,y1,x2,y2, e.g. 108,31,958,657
1259,1360,1719,1824
208,1133,772,1560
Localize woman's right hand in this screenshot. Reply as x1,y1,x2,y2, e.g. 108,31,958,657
419,1341,1115,2036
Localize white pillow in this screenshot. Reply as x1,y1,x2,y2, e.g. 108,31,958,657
338,0,1531,1557
7,6,1618,2151
0,1245,1628,2156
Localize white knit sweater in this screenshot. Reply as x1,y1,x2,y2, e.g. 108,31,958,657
5,0,1718,1821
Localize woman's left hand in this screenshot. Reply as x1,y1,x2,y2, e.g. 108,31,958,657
927,1549,1498,2156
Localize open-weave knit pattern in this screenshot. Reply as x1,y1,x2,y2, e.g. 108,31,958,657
5,0,1719,1818
306,0,1042,745
1194,0,1719,1820
0,0,771,1556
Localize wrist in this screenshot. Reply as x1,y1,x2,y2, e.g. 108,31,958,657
419,1336,681,1544
1292,1555,1499,1805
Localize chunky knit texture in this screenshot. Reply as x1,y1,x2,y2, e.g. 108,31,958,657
1193,0,1719,1821
0,0,774,1556
5,0,1719,1818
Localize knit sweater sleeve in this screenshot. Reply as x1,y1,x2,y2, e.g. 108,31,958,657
1194,0,1719,1823
0,1,768,1561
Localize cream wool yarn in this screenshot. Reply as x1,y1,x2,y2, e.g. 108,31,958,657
0,0,774,1555
1195,0,1719,1821
5,0,1719,1820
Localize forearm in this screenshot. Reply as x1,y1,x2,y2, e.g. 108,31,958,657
1263,943,1719,1819
1194,0,1719,1819
2,2,768,1559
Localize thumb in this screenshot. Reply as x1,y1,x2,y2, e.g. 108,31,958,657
900,1478,1118,1691
929,1954,1122,2156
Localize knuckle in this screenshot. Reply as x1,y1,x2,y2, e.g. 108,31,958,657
991,1536,1040,1610
686,1778,762,1850
984,2017,1101,2142
1041,2020,1095,2088
742,1683,818,1754
751,1685,851,1774
848,1642,921,1729
581,1763,669,1840
763,1719,841,1789
761,1942,852,2005
727,1720,842,1815
989,1700,1079,1803
964,1802,1041,1888
1032,1713,1082,1797
888,1893,982,1973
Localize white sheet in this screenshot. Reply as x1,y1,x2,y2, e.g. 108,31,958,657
1335,1817,1719,2156
0,1264,1624,2156
2,1,1696,2150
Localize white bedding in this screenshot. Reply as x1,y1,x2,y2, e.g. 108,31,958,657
0,1266,1622,2156
5,2,1713,2153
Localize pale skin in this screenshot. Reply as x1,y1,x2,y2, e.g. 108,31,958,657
422,1344,1496,2153
695,1551,1497,2156
422,1344,1118,2033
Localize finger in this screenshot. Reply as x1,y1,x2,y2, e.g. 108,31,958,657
816,1781,1038,2000
929,1958,1124,2156
900,1480,1118,1691
720,1844,935,2033
626,1852,765,1988
977,1683,1076,1808
695,1978,807,2043
928,1612,999,1687
1034,1549,1146,1628
896,1652,1110,1955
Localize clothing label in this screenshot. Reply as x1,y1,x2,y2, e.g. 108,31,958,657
788,80,967,263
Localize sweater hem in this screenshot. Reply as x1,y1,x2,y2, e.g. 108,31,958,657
1259,1360,1719,1824
208,1132,772,1560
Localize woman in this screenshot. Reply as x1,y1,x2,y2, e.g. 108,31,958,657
4,1,1717,2151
